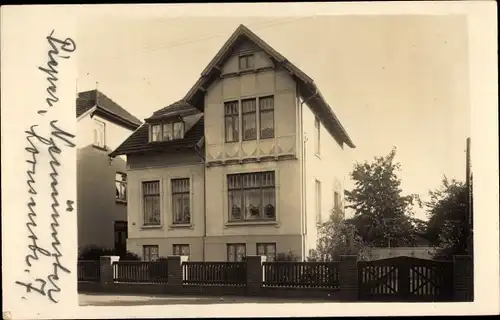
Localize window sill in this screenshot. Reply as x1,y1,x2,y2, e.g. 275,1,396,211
141,224,162,230
225,220,279,228
169,223,193,230
115,199,127,205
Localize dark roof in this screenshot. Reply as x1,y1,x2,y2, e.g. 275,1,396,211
146,100,200,121
77,90,142,129
109,113,204,157
183,24,355,148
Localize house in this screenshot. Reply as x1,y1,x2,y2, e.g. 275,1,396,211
110,24,355,262
77,89,142,255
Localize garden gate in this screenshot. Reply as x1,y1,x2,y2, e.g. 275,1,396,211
358,256,453,302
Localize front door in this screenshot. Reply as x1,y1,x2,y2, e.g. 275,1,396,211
114,221,127,256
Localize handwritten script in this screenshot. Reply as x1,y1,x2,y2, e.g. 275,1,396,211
15,30,76,303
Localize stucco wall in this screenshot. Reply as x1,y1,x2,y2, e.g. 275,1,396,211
77,113,135,250
126,163,206,240
204,51,298,163
301,99,349,257
204,160,302,237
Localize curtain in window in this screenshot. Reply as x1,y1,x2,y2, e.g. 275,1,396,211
151,125,161,142
143,181,160,225
143,246,159,261
259,96,274,139
173,122,184,139
163,123,173,141
225,101,239,142
242,99,256,140
172,179,190,224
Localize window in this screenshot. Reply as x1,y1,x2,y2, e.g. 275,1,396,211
239,54,254,70
314,117,321,155
228,171,276,221
242,98,257,140
93,119,105,148
143,181,161,225
259,96,274,139
151,124,161,142
224,95,275,143
224,101,239,142
115,173,127,203
334,191,341,213
227,243,246,262
256,243,276,261
150,121,184,142
173,244,190,257
171,178,190,224
315,180,322,224
143,245,159,261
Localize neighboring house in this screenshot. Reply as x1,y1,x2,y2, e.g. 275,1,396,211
110,24,355,262
362,233,436,261
77,89,142,255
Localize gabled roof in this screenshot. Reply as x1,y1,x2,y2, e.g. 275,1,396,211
77,90,142,129
109,101,204,157
183,24,355,148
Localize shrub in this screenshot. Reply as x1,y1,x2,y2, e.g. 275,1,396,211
78,245,140,261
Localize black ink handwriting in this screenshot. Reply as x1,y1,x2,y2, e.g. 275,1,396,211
38,30,76,113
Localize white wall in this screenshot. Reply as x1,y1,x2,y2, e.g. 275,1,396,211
76,112,137,250
301,99,350,257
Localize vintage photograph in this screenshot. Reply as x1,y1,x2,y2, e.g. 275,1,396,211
75,14,474,306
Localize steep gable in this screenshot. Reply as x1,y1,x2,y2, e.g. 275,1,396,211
183,24,355,148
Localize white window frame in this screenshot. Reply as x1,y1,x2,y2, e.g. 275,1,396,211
149,121,185,142
256,243,276,261
227,243,246,262
115,172,127,203
172,244,190,257
227,171,277,222
171,177,191,225
223,95,275,144
141,178,163,227
143,245,159,261
238,54,255,71
93,118,106,148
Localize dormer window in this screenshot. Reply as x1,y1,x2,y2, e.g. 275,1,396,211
239,54,254,70
150,121,184,142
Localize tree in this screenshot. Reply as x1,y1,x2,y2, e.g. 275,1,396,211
345,147,420,247
425,177,468,259
308,208,371,261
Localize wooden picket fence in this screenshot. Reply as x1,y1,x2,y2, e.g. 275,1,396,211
112,261,169,284
182,262,246,286
262,261,340,288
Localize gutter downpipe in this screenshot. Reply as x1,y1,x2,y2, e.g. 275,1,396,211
299,85,320,261
194,139,207,261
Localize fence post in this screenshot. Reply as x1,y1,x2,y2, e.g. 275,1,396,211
453,255,473,301
99,255,120,286
167,255,189,287
246,255,266,296
339,255,358,301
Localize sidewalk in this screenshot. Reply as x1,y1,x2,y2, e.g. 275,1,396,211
79,293,315,306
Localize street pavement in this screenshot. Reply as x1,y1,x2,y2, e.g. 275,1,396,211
79,293,314,306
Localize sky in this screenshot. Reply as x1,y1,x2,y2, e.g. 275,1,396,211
78,15,471,221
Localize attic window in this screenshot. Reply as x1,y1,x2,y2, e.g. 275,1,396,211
150,121,184,142
239,54,254,70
